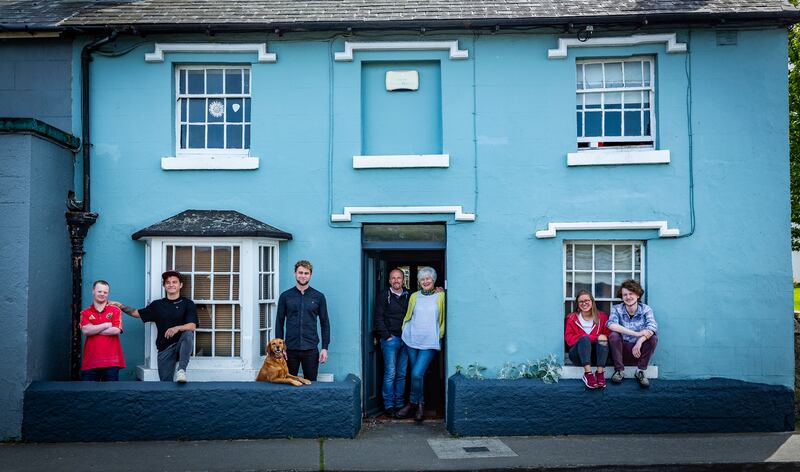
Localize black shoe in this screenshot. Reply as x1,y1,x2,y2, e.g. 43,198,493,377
395,403,413,419
414,403,425,423
383,408,395,417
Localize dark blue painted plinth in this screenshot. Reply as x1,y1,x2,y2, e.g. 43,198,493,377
446,374,795,436
23,374,361,442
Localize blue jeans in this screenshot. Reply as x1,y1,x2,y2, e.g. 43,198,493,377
380,336,408,409
81,367,120,381
406,347,436,405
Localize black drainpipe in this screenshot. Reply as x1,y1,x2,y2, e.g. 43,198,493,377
66,31,117,380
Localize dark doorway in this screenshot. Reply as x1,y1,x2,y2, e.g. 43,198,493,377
361,224,446,420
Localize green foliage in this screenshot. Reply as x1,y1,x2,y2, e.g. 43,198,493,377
790,22,800,250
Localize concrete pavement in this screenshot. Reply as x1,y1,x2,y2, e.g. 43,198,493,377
2,418,800,471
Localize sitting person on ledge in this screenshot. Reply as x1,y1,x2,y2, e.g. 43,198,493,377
606,279,658,388
564,290,610,389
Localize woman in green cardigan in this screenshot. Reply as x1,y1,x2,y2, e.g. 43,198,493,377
394,266,445,422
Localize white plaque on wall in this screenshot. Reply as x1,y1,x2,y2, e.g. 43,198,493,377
385,70,419,91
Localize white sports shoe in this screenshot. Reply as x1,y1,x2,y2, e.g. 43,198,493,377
175,369,187,383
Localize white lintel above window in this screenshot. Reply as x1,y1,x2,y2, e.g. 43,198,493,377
567,149,670,166
547,33,687,59
353,154,449,169
145,43,277,63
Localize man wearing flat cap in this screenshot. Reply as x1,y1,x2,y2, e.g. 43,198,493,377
111,271,198,382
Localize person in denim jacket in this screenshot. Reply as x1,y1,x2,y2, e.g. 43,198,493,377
606,279,658,388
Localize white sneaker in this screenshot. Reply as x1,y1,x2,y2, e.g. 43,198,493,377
175,369,187,383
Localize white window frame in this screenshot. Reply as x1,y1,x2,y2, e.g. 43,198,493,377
569,56,670,167
136,237,279,381
162,65,259,170
576,56,655,149
563,240,646,316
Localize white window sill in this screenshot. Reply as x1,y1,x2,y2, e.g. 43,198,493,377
561,365,658,379
567,149,670,167
136,365,335,382
161,156,259,170
353,154,449,169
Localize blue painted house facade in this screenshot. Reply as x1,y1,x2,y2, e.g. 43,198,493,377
2,0,799,439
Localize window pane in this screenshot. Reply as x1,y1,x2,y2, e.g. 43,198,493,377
216,304,233,329
226,69,243,94
595,245,612,270
605,92,622,109
576,64,584,89
585,112,601,137
195,332,212,356
584,92,601,109
227,98,243,122
195,246,212,272
575,272,591,294
614,245,633,269
244,70,250,93
233,246,240,271
644,112,651,136
565,271,573,298
180,99,187,122
643,61,651,86
624,111,642,136
180,125,187,149
623,91,642,109
574,245,592,270
244,125,251,148
214,247,232,272
605,62,623,88
585,63,603,88
595,272,612,298
260,331,267,356
213,274,231,300
174,246,193,272
234,332,241,357
227,125,243,149
189,99,205,122
188,125,205,148
565,244,573,270
260,304,268,329
576,111,583,137
207,99,224,122
234,305,240,329
244,98,251,122
179,69,186,94
207,69,223,94
187,69,204,94
605,111,621,136
207,125,224,149
197,304,212,328
623,61,643,87
182,277,192,299
194,274,211,300
215,331,232,357
232,275,240,299
634,246,642,270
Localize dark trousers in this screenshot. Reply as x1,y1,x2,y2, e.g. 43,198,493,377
287,348,319,381
609,332,659,371
80,367,120,381
567,336,609,368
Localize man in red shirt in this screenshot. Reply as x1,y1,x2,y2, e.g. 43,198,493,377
80,280,125,381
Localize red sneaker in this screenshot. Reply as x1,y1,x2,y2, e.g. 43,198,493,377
595,370,606,388
582,372,598,389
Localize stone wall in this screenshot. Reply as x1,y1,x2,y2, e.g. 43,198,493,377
23,376,362,442
447,374,795,436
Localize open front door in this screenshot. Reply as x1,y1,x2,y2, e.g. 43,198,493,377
362,253,385,416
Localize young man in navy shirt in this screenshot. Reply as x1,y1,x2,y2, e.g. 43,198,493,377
275,260,330,381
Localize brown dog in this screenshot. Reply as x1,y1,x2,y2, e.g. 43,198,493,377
256,338,312,386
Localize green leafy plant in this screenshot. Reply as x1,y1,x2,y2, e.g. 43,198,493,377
464,362,487,380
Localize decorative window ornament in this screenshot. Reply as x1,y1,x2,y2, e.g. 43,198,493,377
208,100,225,118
